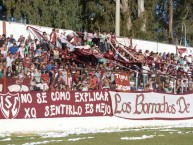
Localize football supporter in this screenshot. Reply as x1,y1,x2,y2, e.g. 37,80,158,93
0,30,192,95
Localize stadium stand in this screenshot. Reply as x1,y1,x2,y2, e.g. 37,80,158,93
0,27,192,94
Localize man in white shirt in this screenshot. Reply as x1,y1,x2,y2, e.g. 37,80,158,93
142,63,150,85
183,64,190,72
36,79,49,91
34,69,41,83
186,55,192,63
1,46,8,57
60,32,68,50
83,30,88,43
82,82,89,91
18,43,25,58
6,53,15,68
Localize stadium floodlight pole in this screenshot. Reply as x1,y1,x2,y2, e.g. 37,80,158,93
115,0,120,37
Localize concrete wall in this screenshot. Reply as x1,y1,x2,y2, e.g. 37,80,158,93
1,20,193,56
116,37,193,56
1,117,193,133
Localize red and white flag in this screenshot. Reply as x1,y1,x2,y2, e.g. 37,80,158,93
176,46,187,55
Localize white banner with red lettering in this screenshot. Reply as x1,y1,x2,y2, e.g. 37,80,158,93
114,72,130,91
110,91,193,120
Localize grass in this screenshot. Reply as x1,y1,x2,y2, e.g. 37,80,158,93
1,128,193,145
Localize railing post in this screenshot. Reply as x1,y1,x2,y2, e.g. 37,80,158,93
181,79,183,94
173,79,176,94
3,69,6,93
136,71,138,90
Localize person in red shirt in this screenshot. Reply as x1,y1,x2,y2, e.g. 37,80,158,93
91,75,97,90
87,72,97,90
41,71,49,84
24,54,30,73
41,51,48,63
50,28,57,45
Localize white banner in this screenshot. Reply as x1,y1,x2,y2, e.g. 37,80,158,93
110,91,193,120
116,37,193,55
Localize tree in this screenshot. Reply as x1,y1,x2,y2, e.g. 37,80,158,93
172,0,193,46
138,0,146,32
168,0,174,44
86,0,115,32
2,0,82,31
2,0,193,47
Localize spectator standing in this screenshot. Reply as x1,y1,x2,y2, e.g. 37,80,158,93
1,44,8,58
6,66,13,78
99,31,108,53
43,32,49,40
18,43,25,58
83,29,88,45
64,71,72,89
0,34,6,47
36,79,49,91
82,82,89,91
50,28,57,45
0,62,4,78
6,53,15,68
60,32,68,50
142,63,150,85
41,71,49,84
24,54,31,73
9,42,18,55
9,34,15,43
34,69,42,83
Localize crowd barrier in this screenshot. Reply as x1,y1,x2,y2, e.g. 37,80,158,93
0,71,190,94
0,90,192,120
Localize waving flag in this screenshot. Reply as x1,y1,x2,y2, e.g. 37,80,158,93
176,46,187,55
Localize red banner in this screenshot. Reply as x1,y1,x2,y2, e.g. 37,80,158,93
114,72,130,91
0,91,112,119
0,78,31,92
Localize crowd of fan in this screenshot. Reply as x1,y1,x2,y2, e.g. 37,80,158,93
0,29,193,94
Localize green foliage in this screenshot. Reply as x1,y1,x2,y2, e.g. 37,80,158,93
86,0,115,32
173,0,193,46
120,12,130,37
2,0,83,31
2,0,193,46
